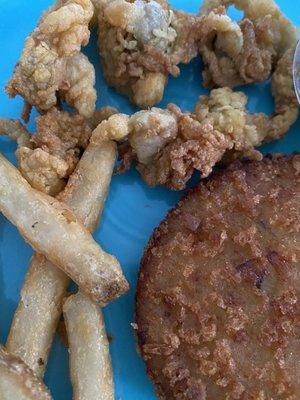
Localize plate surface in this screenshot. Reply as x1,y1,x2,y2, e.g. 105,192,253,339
0,1,299,399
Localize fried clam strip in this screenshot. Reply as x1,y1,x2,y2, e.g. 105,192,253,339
0,346,52,400
97,0,201,108
6,0,96,118
0,109,93,197
247,48,299,143
64,292,114,400
0,153,128,304
199,0,297,88
114,51,298,190
6,137,118,377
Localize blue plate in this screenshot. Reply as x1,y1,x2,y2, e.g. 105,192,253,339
0,1,299,399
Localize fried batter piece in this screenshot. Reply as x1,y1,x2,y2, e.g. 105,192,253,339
0,109,93,196
136,155,300,400
97,0,201,108
127,91,259,189
199,0,297,88
6,0,96,118
116,49,298,190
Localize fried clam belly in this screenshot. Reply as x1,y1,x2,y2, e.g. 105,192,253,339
199,0,297,88
6,0,96,118
0,109,92,196
135,155,300,400
97,0,201,108
124,50,298,190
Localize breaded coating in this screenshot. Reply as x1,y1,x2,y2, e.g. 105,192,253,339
16,147,70,196
1,109,93,196
248,48,299,142
0,118,32,148
88,106,119,129
34,108,92,166
136,155,300,400
117,52,298,189
6,0,96,117
97,0,201,108
199,0,297,88
59,53,97,118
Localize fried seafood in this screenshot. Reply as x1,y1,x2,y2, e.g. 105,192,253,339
136,155,300,400
0,119,32,148
199,0,297,88
97,0,201,108
6,0,96,118
114,49,298,190
0,109,93,196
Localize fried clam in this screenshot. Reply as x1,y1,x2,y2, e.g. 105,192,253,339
113,48,298,190
0,109,93,196
6,0,96,119
136,155,300,400
96,0,201,108
0,346,52,399
199,0,297,88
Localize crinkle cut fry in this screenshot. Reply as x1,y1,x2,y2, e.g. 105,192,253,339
6,135,120,377
0,346,52,399
6,0,96,118
199,0,297,88
97,0,201,108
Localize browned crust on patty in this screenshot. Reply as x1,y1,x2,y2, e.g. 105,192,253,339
136,154,300,400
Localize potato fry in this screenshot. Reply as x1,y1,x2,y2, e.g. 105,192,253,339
58,140,117,232
6,140,123,376
63,292,114,400
0,152,128,305
0,346,52,400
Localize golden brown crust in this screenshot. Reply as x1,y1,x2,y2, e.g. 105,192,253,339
97,0,201,108
122,77,298,190
199,0,297,89
136,155,300,400
6,0,96,117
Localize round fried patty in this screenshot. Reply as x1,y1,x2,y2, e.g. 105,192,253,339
136,155,300,400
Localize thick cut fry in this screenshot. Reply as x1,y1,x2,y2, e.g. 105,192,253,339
0,153,128,305
6,140,120,376
63,292,114,400
0,346,52,400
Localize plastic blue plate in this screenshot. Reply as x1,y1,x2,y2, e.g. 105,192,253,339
0,1,299,399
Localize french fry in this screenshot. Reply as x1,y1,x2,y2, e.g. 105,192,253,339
6,140,123,376
63,292,114,400
0,345,52,400
0,152,128,305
